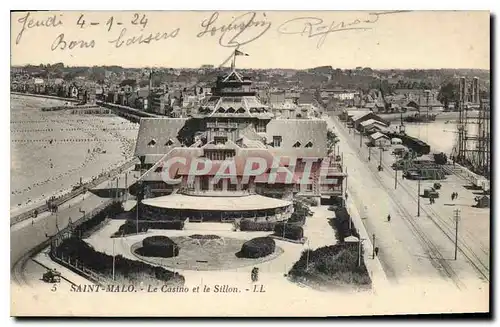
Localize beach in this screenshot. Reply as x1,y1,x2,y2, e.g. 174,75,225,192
10,94,139,215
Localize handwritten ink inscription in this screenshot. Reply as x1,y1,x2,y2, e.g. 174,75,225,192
108,27,180,48
197,12,272,48
16,12,64,45
13,11,412,52
277,11,412,48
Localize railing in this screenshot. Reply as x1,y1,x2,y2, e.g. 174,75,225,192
206,122,239,128
10,158,138,226
179,188,253,197
48,199,117,285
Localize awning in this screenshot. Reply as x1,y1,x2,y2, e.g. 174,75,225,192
142,194,292,211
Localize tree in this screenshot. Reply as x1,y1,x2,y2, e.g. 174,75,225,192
437,82,458,110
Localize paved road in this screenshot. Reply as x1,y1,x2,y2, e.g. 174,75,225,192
11,170,139,283
326,115,488,290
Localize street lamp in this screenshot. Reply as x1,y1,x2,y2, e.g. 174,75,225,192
305,239,311,270
372,234,376,259
417,178,421,217
358,238,366,267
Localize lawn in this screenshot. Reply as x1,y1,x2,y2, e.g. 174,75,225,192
131,235,284,271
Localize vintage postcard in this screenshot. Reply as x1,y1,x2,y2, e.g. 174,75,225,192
10,10,490,317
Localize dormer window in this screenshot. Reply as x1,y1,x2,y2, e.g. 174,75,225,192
293,141,301,148
165,139,174,146
305,141,313,148
273,136,282,147
214,136,227,145
148,139,156,147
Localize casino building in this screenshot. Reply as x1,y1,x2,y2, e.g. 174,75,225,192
133,63,347,224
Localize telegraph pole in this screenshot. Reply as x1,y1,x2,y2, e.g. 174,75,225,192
379,147,383,167
306,240,310,270
454,209,460,260
417,178,421,217
394,168,398,189
115,177,119,202
124,171,128,201
112,236,116,281
359,130,362,147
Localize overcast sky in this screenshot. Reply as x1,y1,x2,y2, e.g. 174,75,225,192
10,11,490,70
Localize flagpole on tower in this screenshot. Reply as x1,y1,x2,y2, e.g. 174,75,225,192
231,47,238,70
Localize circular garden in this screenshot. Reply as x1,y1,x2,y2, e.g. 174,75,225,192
132,234,283,271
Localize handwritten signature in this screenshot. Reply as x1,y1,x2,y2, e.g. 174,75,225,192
277,11,411,48
197,11,272,48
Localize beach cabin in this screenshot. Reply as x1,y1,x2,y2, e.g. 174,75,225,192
369,132,391,148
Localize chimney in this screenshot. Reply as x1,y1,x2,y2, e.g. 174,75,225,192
459,77,466,103
472,77,479,104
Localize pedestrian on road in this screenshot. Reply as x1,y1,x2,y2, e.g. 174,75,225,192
455,192,459,200
387,214,391,222
374,247,379,257
451,193,455,201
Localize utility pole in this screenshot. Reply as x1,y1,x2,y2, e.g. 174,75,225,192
115,177,119,202
112,236,116,281
359,130,362,147
345,167,348,195
136,182,140,235
372,234,376,259
379,147,383,167
417,178,421,217
394,168,398,189
125,171,128,202
454,209,460,260
368,147,371,161
306,240,310,270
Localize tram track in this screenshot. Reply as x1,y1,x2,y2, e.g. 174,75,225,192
377,158,490,282
331,117,469,289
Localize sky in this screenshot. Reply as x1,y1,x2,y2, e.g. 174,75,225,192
10,11,490,70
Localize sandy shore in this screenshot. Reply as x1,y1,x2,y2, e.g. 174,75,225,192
10,94,139,214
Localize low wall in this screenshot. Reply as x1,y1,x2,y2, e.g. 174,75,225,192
11,91,79,103
10,159,138,226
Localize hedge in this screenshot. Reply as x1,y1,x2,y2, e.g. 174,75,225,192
113,220,149,237
239,220,276,231
332,207,359,242
53,237,184,285
138,236,179,258
239,237,276,258
273,223,304,241
75,202,124,237
112,220,184,237
288,243,371,287
147,220,184,230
